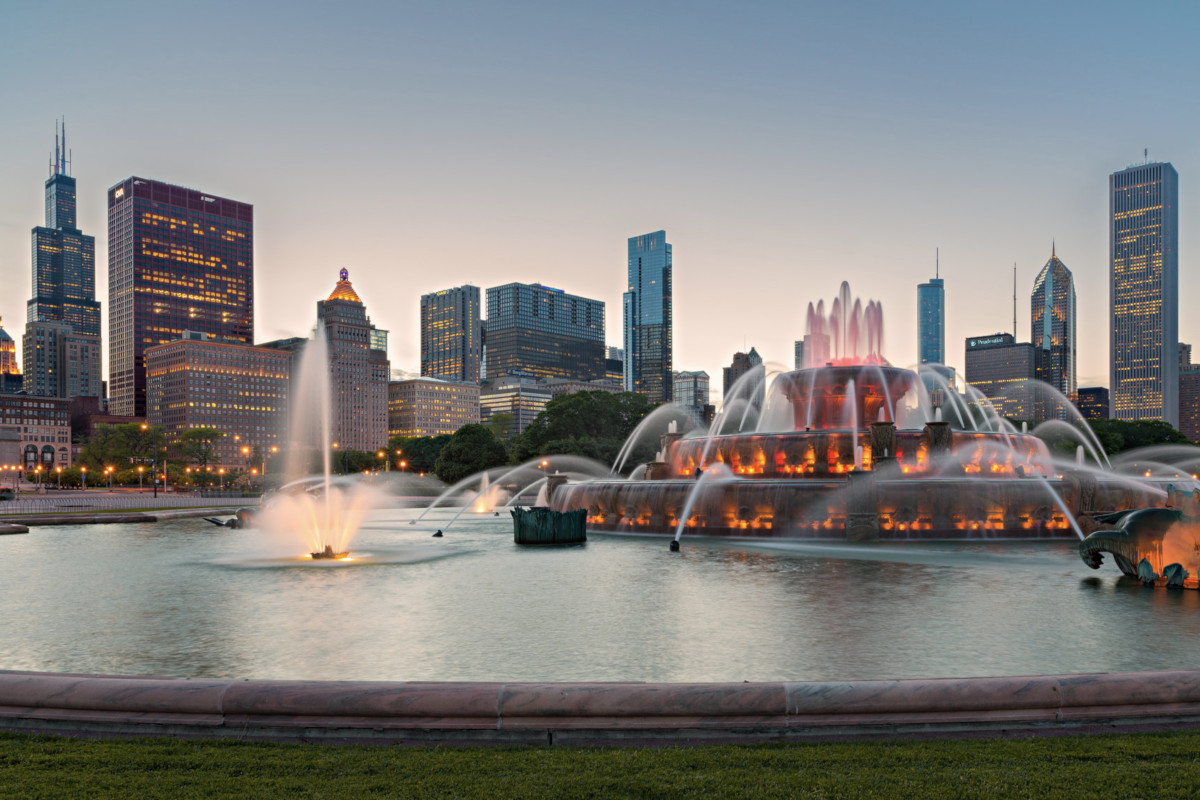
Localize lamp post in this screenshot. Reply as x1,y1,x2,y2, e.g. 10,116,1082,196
106,466,113,490
34,465,41,490
80,466,87,491
261,445,277,483
55,465,61,489
138,465,145,490
400,460,407,475
377,451,386,472
218,467,225,491
140,423,163,498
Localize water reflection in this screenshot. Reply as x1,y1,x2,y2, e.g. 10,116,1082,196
2,513,1200,682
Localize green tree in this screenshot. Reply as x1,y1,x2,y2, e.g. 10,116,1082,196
484,413,516,441
1086,418,1191,455
433,425,508,484
179,427,225,469
76,422,157,470
388,434,452,474
509,391,656,467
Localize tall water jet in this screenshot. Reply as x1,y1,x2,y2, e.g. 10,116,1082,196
259,321,375,558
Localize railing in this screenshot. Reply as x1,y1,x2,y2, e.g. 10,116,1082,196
0,494,260,516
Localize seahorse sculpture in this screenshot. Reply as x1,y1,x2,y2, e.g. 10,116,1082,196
1079,508,1184,577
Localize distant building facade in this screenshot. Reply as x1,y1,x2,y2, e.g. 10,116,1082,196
317,269,390,452
917,275,945,366
605,347,624,386
0,394,71,472
387,378,480,438
624,231,673,402
673,370,710,409
723,348,762,397
1110,162,1178,425
420,285,482,383
484,283,604,382
145,332,290,468
480,373,551,434
1031,247,1076,400
0,319,20,391
1075,387,1110,421
964,333,1040,420
22,320,101,399
107,177,254,418
24,123,101,400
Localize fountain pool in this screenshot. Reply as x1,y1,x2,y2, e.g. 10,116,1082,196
5,507,1200,683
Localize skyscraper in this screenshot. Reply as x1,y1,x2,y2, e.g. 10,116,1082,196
964,333,1041,420
23,122,101,399
917,262,945,366
1110,161,1178,425
484,283,604,381
0,319,20,394
420,285,481,383
1031,245,1076,399
107,177,254,417
624,231,673,402
318,269,390,451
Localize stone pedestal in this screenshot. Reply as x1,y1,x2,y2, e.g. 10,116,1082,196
924,421,953,457
869,421,897,467
546,474,569,502
845,471,879,542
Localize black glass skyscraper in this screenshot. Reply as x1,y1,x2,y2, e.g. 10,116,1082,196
22,121,102,399
28,121,99,338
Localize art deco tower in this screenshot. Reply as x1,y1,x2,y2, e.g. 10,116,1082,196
318,269,390,452
107,177,254,417
623,230,673,402
23,122,102,399
1110,162,1178,425
1031,244,1076,398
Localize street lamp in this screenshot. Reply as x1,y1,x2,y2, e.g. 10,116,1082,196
138,465,145,490
399,460,407,475
377,451,386,472
218,467,226,491
55,465,61,489
261,445,277,483
80,466,87,491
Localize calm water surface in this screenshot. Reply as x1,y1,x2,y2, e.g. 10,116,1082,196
2,509,1196,682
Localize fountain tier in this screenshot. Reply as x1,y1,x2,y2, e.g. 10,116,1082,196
551,363,1166,541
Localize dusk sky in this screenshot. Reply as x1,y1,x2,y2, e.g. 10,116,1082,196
3,1,1199,394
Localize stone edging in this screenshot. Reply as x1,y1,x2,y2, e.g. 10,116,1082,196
2,669,1200,745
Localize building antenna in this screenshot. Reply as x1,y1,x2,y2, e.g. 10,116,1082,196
1012,263,1017,338
1145,147,1149,164
936,247,939,279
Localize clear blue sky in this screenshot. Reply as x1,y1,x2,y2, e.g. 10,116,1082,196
2,0,1198,393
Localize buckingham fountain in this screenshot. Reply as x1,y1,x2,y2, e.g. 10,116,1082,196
548,283,1185,546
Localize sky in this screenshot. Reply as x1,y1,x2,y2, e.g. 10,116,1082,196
2,0,1199,394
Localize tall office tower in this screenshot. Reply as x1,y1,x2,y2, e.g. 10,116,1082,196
317,269,390,451
107,177,254,417
420,285,481,382
1031,245,1076,398
624,231,673,402
917,273,945,366
23,122,102,399
1110,161,1179,425
484,283,604,381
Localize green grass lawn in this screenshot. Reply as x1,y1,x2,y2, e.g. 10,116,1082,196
3,730,1200,799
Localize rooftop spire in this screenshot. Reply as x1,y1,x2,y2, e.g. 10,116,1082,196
1052,239,1055,259
49,118,70,177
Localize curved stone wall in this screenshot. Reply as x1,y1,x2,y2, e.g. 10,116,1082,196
2,670,1200,745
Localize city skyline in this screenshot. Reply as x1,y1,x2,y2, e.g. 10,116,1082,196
3,3,1200,392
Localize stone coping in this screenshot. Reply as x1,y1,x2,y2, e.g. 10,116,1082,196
2,669,1200,745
